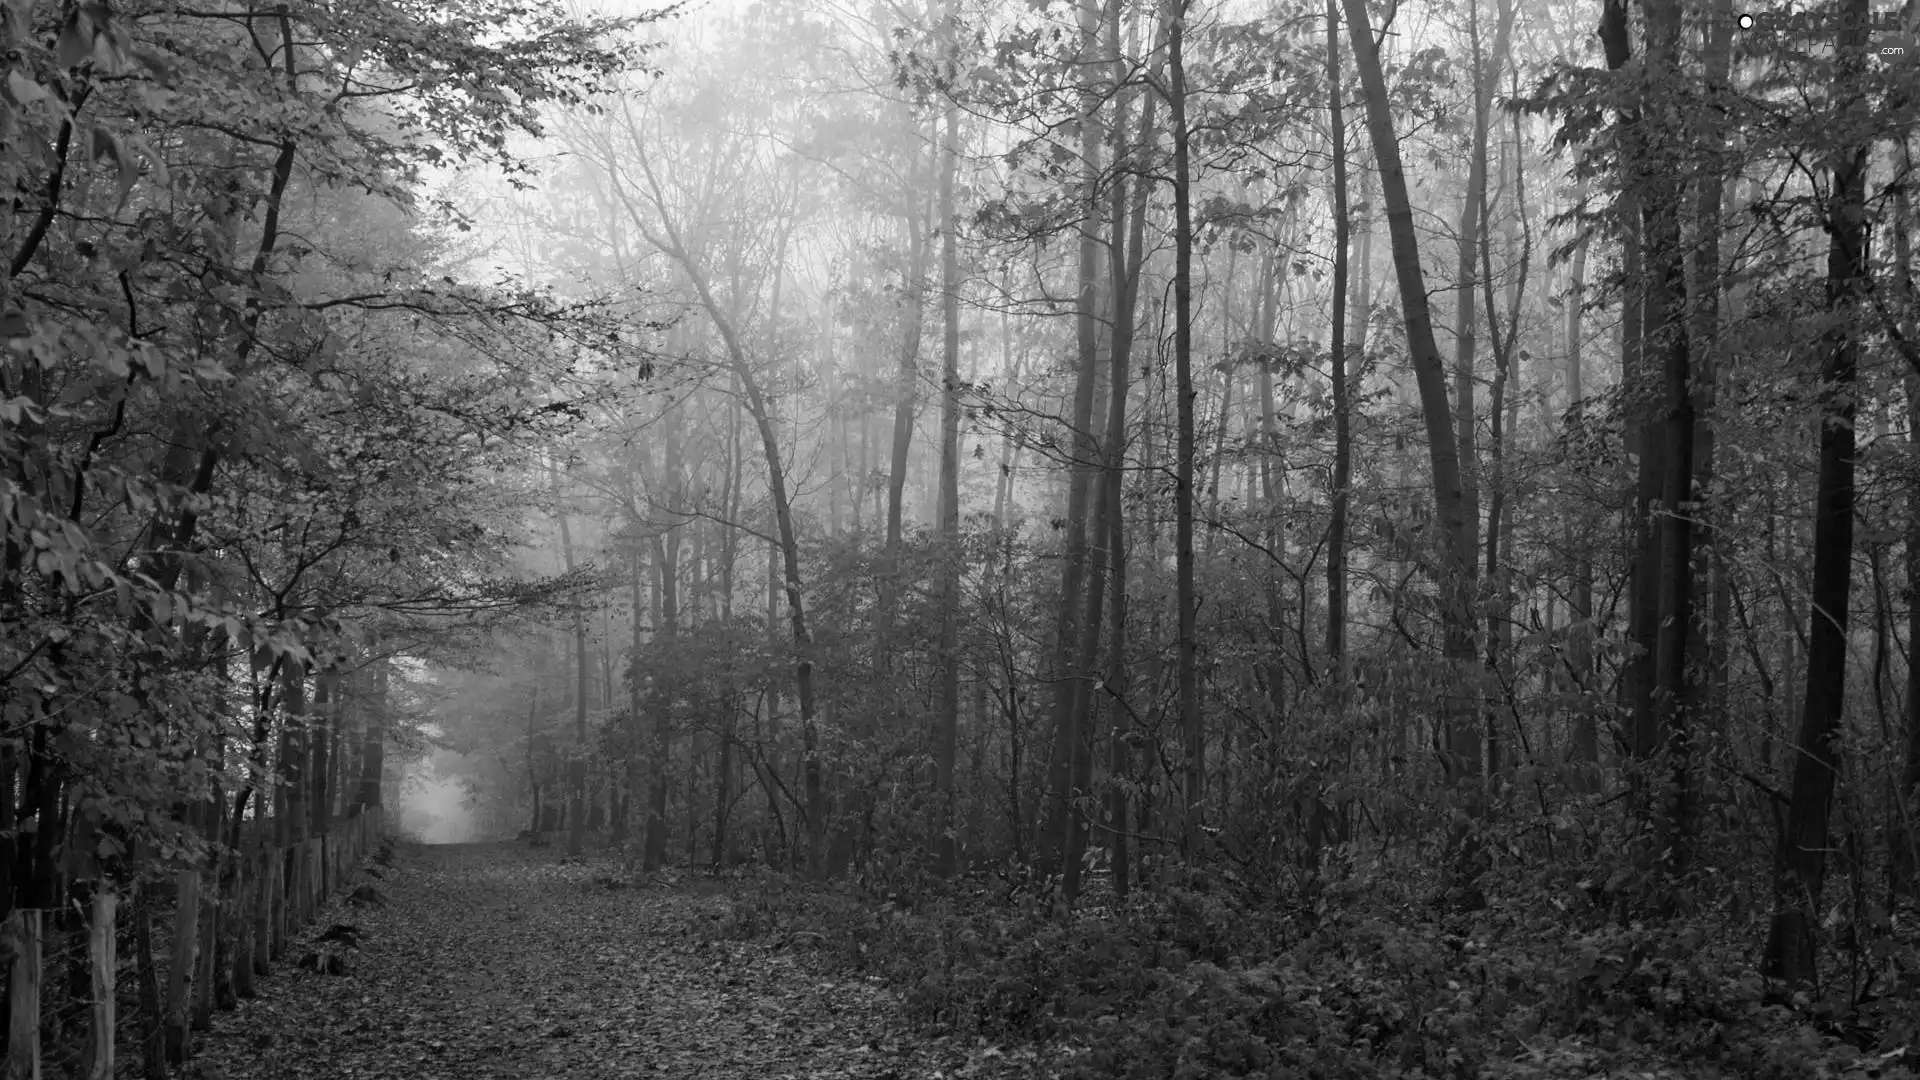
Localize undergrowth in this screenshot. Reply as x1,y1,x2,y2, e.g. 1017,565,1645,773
726,843,1920,1079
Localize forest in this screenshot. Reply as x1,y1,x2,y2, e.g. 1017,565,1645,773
2,0,1918,1076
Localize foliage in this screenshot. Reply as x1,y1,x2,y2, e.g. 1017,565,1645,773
751,841,1920,1080
0,0,659,890
98,0,1920,1075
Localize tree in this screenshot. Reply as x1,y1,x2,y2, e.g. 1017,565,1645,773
935,86,964,879
0,0,648,1069
1100,0,1163,901
1894,140,1920,900
1562,176,1599,780
1639,0,1699,873
1325,0,1352,673
1339,0,1479,777
1170,0,1203,854
550,459,593,858
565,63,833,875
1451,0,1518,601
1764,0,1870,986
1036,0,1110,887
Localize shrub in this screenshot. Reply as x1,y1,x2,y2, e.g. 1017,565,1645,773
743,852,1920,1080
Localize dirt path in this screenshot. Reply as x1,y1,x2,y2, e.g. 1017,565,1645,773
192,842,1027,1080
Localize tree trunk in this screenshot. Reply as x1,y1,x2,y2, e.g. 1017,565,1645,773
525,688,542,840
231,852,256,1000
1103,2,1160,901
1106,444,1133,898
1452,0,1502,578
1063,371,1113,905
620,538,647,851
1462,0,1516,780
1639,0,1698,876
192,849,220,1029
1596,0,1650,752
1905,360,1920,896
1763,0,1868,983
1204,357,1234,550
1352,149,1374,359
1254,249,1287,723
1037,0,1107,884
991,311,1025,535
599,128,825,876
879,143,932,673
935,96,963,879
1326,0,1352,672
134,884,163,1080
1690,0,1734,742
1894,142,1920,899
738,361,823,878
356,658,388,812
162,868,199,1064
277,663,309,847
1056,7,1160,903
1600,0,1663,770
1171,0,1203,854
712,390,744,869
251,848,272,976
1340,0,1478,759
1564,182,1598,780
309,666,338,840
552,460,591,859
1481,91,1525,781
645,509,680,872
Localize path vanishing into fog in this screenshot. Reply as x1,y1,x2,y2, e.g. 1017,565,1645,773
194,842,1045,1080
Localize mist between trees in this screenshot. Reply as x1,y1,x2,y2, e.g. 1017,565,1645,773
3,0,1919,1075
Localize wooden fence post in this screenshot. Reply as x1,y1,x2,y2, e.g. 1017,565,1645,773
233,852,256,998
298,842,313,927
86,890,117,1080
7,909,42,1080
284,847,296,950
270,849,287,961
163,870,200,1063
254,849,273,973
193,859,220,1028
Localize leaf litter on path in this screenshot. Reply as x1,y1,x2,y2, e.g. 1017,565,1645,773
190,842,1054,1080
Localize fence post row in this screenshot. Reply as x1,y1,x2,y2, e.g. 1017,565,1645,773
1,805,383,1080
6,910,41,1080
87,890,117,1080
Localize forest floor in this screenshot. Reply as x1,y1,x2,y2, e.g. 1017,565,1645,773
189,841,1050,1080
188,839,1920,1080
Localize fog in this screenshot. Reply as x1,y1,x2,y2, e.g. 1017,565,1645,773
397,752,482,845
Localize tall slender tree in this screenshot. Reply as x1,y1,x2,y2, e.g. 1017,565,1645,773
1765,0,1870,985
1170,0,1204,853
1640,0,1698,873
1325,0,1352,672
1339,0,1479,777
1037,0,1109,883
551,459,591,858
934,89,963,878
1895,141,1920,899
